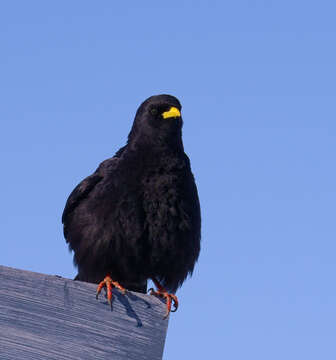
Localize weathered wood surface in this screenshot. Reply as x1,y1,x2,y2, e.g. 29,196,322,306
0,265,169,360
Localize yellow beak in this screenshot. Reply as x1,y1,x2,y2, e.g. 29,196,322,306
162,107,181,119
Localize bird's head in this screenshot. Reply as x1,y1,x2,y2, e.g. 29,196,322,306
128,94,183,149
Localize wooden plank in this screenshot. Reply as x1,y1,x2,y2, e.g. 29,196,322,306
0,265,169,360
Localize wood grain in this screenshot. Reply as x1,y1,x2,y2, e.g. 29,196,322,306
0,265,169,360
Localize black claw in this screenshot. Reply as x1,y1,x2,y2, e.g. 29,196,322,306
171,299,178,312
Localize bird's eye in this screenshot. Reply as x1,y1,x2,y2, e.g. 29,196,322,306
150,108,158,116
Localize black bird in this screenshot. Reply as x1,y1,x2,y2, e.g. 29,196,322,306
62,95,201,317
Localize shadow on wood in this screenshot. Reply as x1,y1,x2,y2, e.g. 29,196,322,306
0,265,169,360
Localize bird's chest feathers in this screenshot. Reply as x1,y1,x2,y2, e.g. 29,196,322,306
142,169,191,241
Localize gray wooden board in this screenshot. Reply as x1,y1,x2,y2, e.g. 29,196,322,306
0,265,169,360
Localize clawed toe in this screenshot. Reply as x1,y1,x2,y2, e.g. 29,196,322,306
149,281,179,319
96,275,126,309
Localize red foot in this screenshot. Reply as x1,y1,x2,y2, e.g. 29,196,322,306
96,275,126,309
149,278,179,319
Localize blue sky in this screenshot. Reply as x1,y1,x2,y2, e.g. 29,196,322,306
1,1,335,359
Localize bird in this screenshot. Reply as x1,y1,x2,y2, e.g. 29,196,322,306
62,94,201,318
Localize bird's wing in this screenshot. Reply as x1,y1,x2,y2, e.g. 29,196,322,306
62,156,122,227
62,172,103,226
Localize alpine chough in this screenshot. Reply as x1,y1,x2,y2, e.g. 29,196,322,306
62,94,201,317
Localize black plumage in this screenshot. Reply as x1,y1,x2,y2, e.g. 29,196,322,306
62,94,201,296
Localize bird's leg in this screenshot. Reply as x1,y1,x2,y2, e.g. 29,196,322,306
96,275,126,309
149,278,178,319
